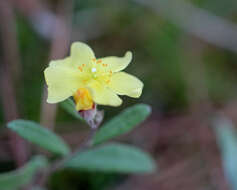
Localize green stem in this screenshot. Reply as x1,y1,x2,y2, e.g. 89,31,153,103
33,127,97,189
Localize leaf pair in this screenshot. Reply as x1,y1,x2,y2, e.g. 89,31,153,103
7,103,151,156
61,99,151,145
4,103,156,189
60,101,155,173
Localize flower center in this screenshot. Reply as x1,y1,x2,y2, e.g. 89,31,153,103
91,67,98,78
91,67,97,73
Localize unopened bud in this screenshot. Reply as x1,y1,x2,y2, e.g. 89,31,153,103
79,104,104,129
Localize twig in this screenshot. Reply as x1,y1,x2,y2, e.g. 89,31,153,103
0,0,28,166
0,1,21,82
40,1,73,129
9,0,73,130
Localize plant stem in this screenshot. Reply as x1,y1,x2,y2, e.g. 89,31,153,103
51,127,97,172
33,127,97,189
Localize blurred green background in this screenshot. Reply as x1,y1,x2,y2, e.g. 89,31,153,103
1,0,237,189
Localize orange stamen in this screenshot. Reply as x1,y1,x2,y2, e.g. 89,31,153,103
97,60,102,64
78,66,83,72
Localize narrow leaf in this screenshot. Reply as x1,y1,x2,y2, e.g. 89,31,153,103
60,98,83,120
7,120,70,156
0,156,48,190
92,104,151,145
64,143,156,173
212,116,237,190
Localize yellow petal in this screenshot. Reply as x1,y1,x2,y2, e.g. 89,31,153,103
87,80,122,106
108,72,143,98
70,42,95,67
44,65,82,103
98,51,132,72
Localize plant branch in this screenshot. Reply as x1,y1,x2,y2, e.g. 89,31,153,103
34,124,98,189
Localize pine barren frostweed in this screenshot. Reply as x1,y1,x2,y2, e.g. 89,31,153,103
44,42,143,111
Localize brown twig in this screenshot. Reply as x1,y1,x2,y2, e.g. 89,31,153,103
0,0,28,166
40,1,73,129
9,0,73,130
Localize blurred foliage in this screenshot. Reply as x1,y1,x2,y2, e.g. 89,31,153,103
0,156,48,190
1,0,237,122
16,15,48,121
49,170,122,190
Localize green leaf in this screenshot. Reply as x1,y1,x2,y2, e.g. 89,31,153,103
7,119,70,156
0,156,48,190
64,143,156,173
92,104,151,145
31,186,47,190
60,98,83,120
212,116,237,190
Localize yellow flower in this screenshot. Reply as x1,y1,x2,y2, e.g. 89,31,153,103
44,42,143,111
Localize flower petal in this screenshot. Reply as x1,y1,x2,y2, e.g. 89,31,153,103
87,81,122,106
70,42,95,67
98,51,132,72
44,65,82,103
108,72,143,98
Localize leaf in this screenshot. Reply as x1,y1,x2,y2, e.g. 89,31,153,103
212,116,237,190
0,156,48,190
92,104,151,145
64,143,156,173
31,186,47,190
60,98,83,120
7,119,70,156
